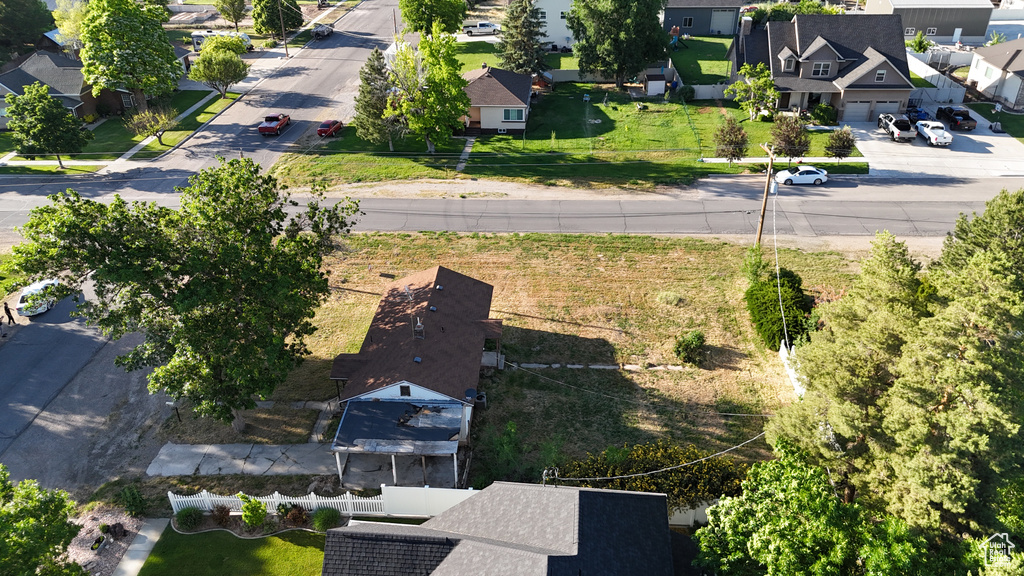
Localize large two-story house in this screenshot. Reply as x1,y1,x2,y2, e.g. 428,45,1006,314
731,14,915,122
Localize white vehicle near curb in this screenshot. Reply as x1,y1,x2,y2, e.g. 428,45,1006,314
16,279,60,317
915,120,953,147
774,165,828,186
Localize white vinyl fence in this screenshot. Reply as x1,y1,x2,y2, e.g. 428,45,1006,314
905,54,966,105
691,84,728,100
168,485,476,517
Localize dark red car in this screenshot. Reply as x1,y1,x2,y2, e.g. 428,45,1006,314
317,120,343,137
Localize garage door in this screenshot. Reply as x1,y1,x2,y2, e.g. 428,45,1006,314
842,102,871,122
709,9,735,35
873,101,901,115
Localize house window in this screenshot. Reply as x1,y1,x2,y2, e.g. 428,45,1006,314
926,27,937,36
503,108,524,121
812,62,830,77
985,66,994,79
399,385,411,397
875,70,886,82
560,11,566,19
537,10,546,19
784,58,795,72
121,93,133,108
682,17,694,28
905,27,915,35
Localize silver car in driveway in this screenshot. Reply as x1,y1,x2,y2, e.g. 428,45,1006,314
774,166,828,186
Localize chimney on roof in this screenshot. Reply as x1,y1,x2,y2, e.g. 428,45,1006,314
740,16,753,37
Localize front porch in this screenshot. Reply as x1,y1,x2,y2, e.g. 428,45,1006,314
778,91,835,112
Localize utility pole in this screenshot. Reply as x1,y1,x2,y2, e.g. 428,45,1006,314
278,0,290,58
755,143,775,246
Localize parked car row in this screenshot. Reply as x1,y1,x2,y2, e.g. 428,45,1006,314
876,106,977,148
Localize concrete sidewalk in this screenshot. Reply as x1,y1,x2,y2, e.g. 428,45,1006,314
146,443,336,477
111,518,169,576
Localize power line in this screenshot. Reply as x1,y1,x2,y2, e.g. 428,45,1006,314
548,431,767,483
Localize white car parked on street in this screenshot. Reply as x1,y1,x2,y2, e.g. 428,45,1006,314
16,279,60,317
774,165,828,186
915,120,953,147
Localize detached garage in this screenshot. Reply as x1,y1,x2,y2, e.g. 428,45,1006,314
663,0,745,37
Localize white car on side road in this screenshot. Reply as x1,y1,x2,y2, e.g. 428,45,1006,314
16,279,60,316
915,120,953,147
774,165,828,186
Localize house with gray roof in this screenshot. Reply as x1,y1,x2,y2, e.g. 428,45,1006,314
966,37,1024,110
864,0,993,45
0,51,131,128
461,65,532,135
663,0,747,37
731,14,914,122
321,482,675,576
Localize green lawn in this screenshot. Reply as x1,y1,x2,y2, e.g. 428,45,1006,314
669,36,733,85
137,528,325,576
966,103,1024,143
454,41,577,73
134,92,235,158
909,71,935,88
0,165,105,174
0,130,16,154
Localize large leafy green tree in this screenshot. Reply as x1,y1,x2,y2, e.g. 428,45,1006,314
0,465,87,576
53,0,89,54
0,0,53,64
252,0,303,37
214,0,248,32
5,82,94,168
567,0,668,87
80,0,182,112
695,443,932,576
496,0,548,76
10,158,359,423
725,63,780,121
398,0,465,34
188,48,251,97
352,47,406,152
386,25,469,154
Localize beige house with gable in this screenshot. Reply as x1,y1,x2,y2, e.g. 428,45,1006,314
461,65,532,135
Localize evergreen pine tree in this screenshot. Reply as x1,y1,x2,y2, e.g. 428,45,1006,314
496,0,548,76
352,48,405,151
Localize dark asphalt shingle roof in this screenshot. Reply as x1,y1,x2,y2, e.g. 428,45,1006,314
320,482,674,576
974,38,1024,74
330,400,462,455
462,66,532,107
0,52,85,96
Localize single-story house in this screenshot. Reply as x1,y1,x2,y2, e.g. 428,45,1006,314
329,266,503,488
663,0,746,37
461,64,532,135
534,0,574,47
0,51,131,129
864,0,993,45
321,482,675,576
967,37,1024,110
731,14,914,122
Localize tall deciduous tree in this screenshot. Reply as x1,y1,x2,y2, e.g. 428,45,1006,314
10,158,359,423
566,0,668,87
214,0,248,32
5,82,94,168
80,0,182,112
725,63,779,121
398,0,465,34
496,0,548,76
53,0,89,55
386,25,469,154
713,114,748,166
352,47,406,152
188,48,251,97
0,0,54,64
123,107,179,146
771,115,810,162
251,0,303,38
0,465,87,576
825,124,856,162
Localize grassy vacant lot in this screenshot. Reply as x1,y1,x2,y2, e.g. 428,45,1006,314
137,528,325,576
270,233,854,481
967,103,1024,143
455,41,578,73
670,36,733,85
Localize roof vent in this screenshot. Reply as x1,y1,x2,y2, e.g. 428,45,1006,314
436,285,444,291
429,306,437,312
414,317,425,339
414,356,422,363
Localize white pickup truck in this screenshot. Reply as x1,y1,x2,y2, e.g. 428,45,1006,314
462,22,500,36
877,113,917,142
915,120,953,147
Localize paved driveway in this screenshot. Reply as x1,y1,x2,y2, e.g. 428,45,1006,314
848,108,1024,178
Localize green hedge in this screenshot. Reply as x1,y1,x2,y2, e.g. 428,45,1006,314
744,269,812,348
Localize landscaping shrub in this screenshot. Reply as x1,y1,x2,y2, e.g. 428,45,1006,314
286,504,309,526
175,506,204,531
99,523,109,533
262,517,280,534
744,269,812,349
276,502,292,517
810,103,837,126
117,485,147,517
657,291,684,306
678,84,695,102
312,507,342,532
211,504,231,527
674,330,706,364
741,245,770,285
238,493,267,529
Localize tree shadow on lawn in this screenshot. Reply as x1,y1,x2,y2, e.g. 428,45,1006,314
460,154,740,186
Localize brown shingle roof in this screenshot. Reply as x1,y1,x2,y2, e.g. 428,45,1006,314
331,266,500,402
462,65,532,107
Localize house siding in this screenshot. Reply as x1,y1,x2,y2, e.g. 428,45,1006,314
663,8,738,36
967,56,1024,107
479,105,529,133
866,1,992,43
535,0,574,46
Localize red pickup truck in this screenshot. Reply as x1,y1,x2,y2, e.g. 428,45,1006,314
258,113,291,136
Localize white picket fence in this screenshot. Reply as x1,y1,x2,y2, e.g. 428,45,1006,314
168,485,477,517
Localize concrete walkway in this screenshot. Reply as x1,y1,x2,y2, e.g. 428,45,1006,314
111,518,169,576
455,137,475,171
146,443,336,477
